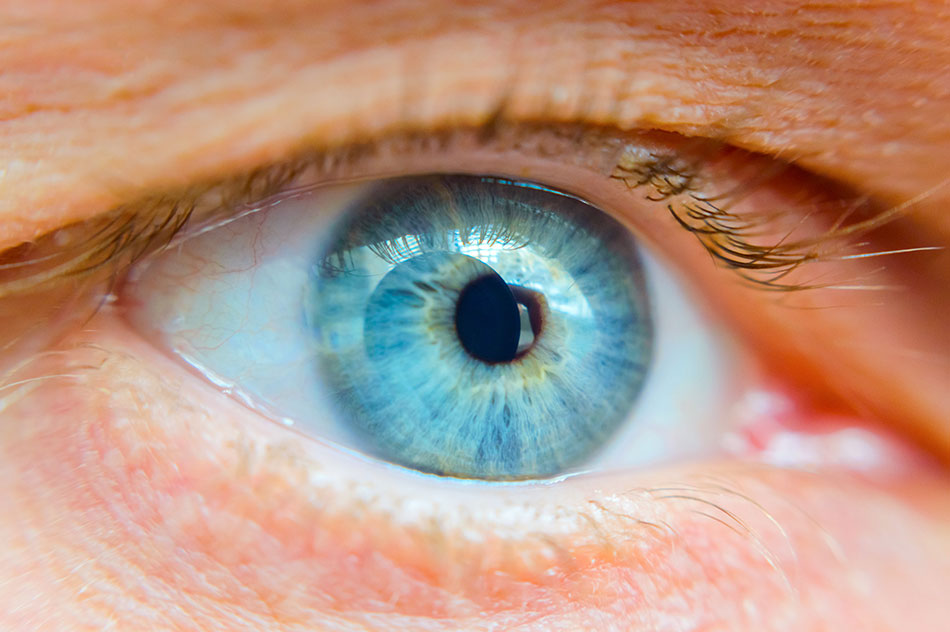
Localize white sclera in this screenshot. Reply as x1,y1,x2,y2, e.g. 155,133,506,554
126,181,743,474
592,252,740,470
126,185,366,445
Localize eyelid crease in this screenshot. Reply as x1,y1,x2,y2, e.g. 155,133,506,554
0,122,912,301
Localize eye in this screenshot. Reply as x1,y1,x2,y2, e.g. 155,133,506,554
124,172,740,480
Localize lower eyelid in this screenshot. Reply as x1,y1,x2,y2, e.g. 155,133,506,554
3,311,949,628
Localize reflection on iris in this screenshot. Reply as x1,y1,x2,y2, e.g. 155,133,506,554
306,176,654,479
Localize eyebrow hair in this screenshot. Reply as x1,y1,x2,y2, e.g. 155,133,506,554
0,122,919,300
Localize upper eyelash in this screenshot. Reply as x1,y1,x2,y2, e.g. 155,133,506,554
0,122,917,300
609,149,935,292
0,160,307,299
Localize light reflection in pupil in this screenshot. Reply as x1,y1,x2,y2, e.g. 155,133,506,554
515,303,536,355
454,274,544,364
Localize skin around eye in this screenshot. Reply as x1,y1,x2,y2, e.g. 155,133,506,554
0,1,949,631
1,143,948,631
0,322,948,630
1,152,947,629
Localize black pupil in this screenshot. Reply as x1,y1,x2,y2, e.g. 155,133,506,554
455,273,540,363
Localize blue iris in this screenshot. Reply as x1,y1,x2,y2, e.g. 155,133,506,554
306,176,652,479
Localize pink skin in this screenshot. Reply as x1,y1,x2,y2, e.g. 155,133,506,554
2,323,948,630
0,1,949,630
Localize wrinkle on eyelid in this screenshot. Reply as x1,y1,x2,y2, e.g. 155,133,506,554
2,0,950,249
1,318,950,630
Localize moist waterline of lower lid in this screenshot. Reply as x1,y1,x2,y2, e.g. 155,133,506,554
1,311,948,628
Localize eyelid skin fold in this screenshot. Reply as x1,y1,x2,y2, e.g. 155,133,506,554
2,0,949,250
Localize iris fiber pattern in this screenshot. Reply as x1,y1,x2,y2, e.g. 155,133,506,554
306,176,653,479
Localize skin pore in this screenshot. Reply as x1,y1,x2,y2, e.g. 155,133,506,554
1,0,949,630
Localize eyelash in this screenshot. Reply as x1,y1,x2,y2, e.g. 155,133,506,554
608,146,922,292
0,121,908,301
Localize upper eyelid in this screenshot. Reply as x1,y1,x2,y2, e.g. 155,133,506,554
0,121,905,302
0,124,631,298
